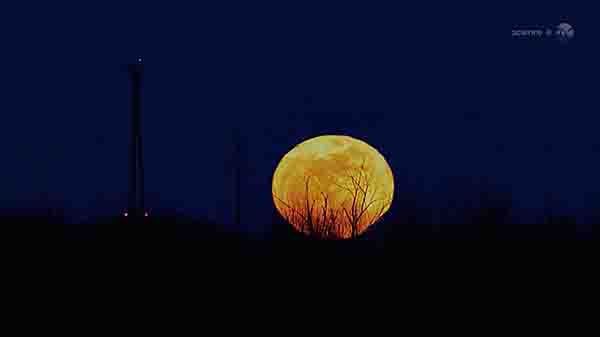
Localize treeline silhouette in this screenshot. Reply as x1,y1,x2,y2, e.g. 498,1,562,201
377,176,591,242
0,209,266,254
1,176,599,246
272,176,598,242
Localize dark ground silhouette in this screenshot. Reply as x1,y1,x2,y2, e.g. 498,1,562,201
0,207,596,252
1,177,597,249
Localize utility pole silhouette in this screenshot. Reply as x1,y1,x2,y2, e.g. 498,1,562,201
127,58,145,218
232,128,242,227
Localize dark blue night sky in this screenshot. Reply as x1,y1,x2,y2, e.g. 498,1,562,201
0,3,595,236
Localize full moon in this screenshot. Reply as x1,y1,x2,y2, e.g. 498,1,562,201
272,135,394,239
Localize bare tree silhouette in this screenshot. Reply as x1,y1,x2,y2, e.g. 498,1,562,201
273,158,392,239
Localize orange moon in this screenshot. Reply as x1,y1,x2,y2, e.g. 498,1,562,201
272,135,394,239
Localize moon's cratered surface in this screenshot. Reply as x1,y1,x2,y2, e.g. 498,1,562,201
272,135,394,239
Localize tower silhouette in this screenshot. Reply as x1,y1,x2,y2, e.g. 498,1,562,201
127,59,145,218
232,128,241,227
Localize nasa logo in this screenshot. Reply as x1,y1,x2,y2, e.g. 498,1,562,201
556,23,575,42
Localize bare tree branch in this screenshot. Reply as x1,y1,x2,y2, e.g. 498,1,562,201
274,156,390,239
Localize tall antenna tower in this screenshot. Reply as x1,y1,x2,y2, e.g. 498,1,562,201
233,128,241,227
126,58,146,218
